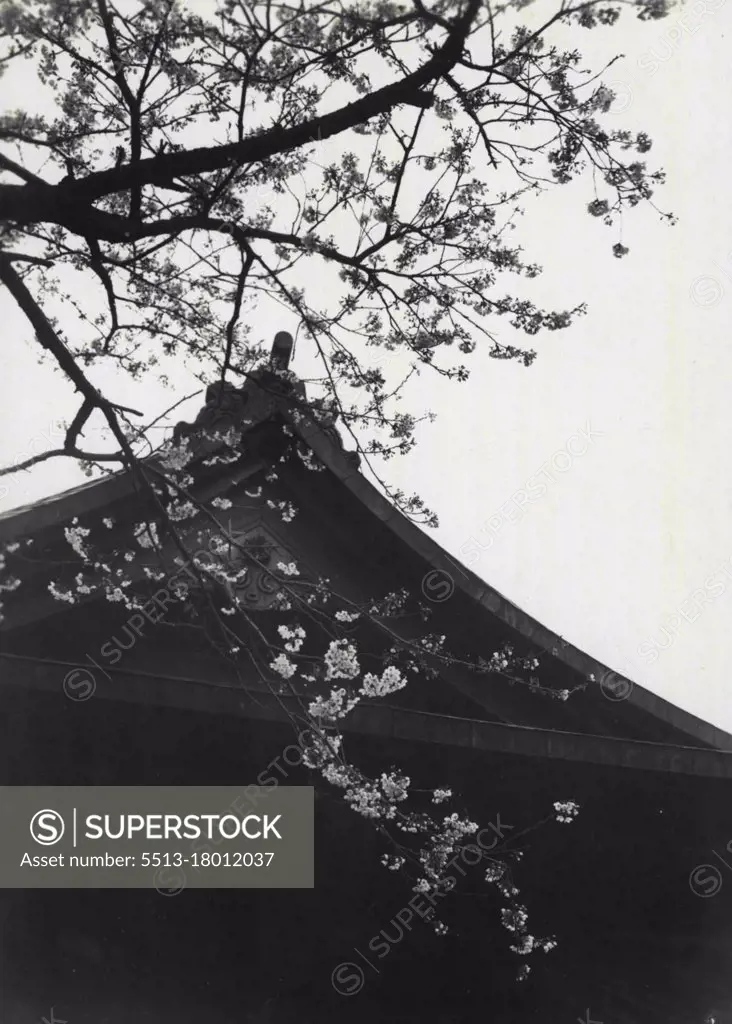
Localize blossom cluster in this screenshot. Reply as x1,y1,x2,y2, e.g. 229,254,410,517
346,779,390,820
485,644,515,673
296,446,325,472
380,771,410,803
381,854,406,871
64,518,91,561
277,624,306,653
553,800,580,823
302,734,342,770
308,687,359,719
270,653,297,679
166,500,197,522
158,437,194,472
266,498,298,522
484,861,506,883
324,640,360,681
360,665,405,698
335,609,360,623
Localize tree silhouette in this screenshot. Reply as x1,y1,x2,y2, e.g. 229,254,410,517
0,0,671,499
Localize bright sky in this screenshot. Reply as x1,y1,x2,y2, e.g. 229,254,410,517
2,0,732,732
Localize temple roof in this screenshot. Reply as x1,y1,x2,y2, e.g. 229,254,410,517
2,337,731,759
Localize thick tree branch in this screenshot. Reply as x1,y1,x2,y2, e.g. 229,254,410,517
65,398,94,451
0,0,481,229
0,253,138,466
0,252,53,267
0,152,47,186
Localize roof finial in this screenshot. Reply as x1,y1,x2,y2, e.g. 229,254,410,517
270,331,294,371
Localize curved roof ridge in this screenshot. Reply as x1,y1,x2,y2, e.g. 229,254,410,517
2,376,729,752
287,406,732,753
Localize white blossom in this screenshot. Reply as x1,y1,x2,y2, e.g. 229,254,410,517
380,771,410,802
297,448,324,472
167,501,197,522
511,934,535,955
278,624,306,653
324,640,360,681
308,687,359,720
485,862,506,883
344,781,388,820
500,905,528,933
159,438,193,472
74,573,94,596
278,625,305,640
442,812,478,838
359,665,405,697
64,519,91,561
321,762,350,787
270,653,297,679
202,449,241,467
335,609,360,623
266,499,297,522
553,800,580,824
48,581,75,604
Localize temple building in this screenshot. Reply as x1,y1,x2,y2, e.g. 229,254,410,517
1,334,731,1024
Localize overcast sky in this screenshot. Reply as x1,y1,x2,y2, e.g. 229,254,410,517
2,0,732,732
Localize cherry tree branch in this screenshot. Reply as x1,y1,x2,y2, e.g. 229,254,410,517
0,0,480,229
0,252,138,467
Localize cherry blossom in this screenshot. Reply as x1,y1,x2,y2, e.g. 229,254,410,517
553,800,580,824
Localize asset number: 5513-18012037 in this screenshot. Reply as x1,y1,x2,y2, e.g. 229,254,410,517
141,851,275,868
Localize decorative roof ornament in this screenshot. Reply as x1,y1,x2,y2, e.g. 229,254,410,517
169,329,360,467
172,332,300,445
270,330,294,371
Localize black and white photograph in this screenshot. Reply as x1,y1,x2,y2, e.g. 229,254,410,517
0,0,730,1019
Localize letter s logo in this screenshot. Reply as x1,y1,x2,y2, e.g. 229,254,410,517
30,809,65,846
